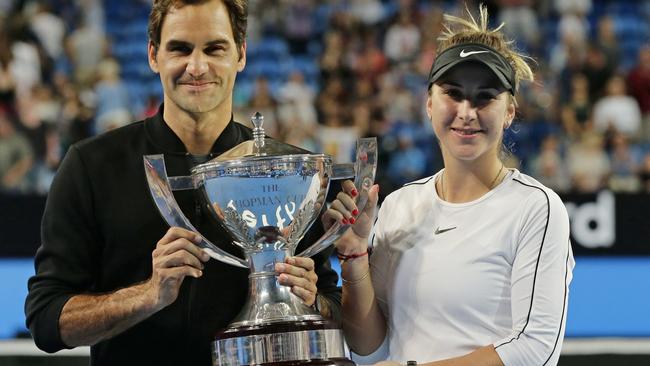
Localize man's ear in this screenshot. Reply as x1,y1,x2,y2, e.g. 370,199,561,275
237,41,247,72
148,42,159,73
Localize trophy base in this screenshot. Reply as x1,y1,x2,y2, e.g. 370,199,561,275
212,319,354,366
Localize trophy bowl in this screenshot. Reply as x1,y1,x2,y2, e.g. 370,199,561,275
144,113,376,365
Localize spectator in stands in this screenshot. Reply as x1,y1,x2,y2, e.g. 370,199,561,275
14,87,51,176
555,0,590,54
319,30,352,83
351,0,386,26
0,29,16,108
28,2,66,63
560,73,591,139
93,57,132,133
567,132,610,192
242,76,279,137
555,41,587,101
277,70,318,134
317,75,348,123
325,5,573,365
378,73,417,125
385,125,427,186
0,108,33,192
66,16,106,86
383,10,421,64
351,77,377,106
78,0,105,35
30,124,60,194
550,18,587,76
608,132,641,192
318,117,359,164
24,2,342,365
6,17,42,97
628,45,650,115
282,0,314,55
31,84,61,125
59,81,93,148
593,74,642,138
595,16,620,69
555,0,592,16
627,45,650,140
351,30,388,82
497,0,540,50
530,134,571,192
582,43,614,102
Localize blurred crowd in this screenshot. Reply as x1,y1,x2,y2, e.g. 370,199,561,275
1,0,649,197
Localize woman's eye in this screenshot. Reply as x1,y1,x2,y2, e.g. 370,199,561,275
444,89,463,100
477,92,497,101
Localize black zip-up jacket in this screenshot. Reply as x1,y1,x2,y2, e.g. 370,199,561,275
25,107,341,365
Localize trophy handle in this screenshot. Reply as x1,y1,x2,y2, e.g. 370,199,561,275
297,138,377,258
143,155,248,268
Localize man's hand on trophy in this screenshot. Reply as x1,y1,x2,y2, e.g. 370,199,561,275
144,227,211,311
275,257,318,306
322,180,379,254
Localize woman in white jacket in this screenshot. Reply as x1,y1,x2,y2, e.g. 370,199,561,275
324,5,575,366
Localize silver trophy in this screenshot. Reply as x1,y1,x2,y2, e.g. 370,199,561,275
143,112,377,366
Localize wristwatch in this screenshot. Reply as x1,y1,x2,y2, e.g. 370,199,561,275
406,361,417,366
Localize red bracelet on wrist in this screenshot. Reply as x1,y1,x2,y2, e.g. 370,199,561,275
335,249,369,262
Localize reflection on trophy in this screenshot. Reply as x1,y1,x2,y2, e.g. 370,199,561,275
143,112,377,366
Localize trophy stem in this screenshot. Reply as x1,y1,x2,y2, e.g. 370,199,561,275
229,249,322,328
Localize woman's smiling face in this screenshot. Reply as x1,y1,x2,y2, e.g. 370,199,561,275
427,61,515,163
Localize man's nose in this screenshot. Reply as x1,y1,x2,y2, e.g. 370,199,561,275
186,51,208,77
457,99,478,122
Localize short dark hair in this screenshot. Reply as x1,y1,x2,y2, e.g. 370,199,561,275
148,0,247,59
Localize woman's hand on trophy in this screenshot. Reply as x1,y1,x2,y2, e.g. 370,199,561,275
275,256,318,306
322,180,379,254
144,227,211,311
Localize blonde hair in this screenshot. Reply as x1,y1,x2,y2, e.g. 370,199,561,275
438,4,534,95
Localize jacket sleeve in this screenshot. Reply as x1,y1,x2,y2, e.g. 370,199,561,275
24,146,102,353
494,188,575,366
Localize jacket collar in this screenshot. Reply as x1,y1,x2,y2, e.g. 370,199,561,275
144,104,246,157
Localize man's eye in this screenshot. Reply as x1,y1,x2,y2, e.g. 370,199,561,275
206,46,225,54
171,46,191,53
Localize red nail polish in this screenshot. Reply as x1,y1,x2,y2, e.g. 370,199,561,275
351,189,358,197
352,209,359,216
349,217,356,224
341,218,348,225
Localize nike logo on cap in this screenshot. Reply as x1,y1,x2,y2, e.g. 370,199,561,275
460,49,489,58
434,226,457,235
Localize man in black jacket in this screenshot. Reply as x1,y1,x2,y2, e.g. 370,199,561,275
24,1,341,365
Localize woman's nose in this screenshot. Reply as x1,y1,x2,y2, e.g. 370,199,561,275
457,99,478,122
